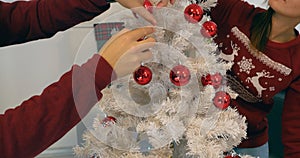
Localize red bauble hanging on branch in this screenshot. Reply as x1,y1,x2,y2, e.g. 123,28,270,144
134,65,152,85
211,72,223,88
101,116,117,127
201,73,223,89
224,155,241,158
201,74,212,86
184,4,204,23
213,91,231,110
143,0,153,13
201,21,218,37
170,65,191,86
223,150,241,158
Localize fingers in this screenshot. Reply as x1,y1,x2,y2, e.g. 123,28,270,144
128,41,155,56
99,28,130,53
157,0,174,8
113,49,153,78
131,7,157,25
125,27,155,41
157,0,168,8
138,37,156,44
119,0,175,25
138,49,153,61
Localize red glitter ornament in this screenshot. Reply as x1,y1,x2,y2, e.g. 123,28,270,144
201,74,212,86
201,73,223,89
201,21,218,37
144,0,153,13
213,91,231,110
211,73,223,89
224,155,241,158
134,65,152,85
184,4,204,23
170,65,191,86
101,116,117,127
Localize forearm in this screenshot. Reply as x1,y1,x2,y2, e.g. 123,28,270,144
0,0,110,47
0,54,115,157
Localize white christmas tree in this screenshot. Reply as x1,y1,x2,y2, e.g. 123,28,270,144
74,0,253,157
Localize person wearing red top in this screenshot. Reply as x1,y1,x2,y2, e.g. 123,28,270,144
0,0,174,47
210,0,300,157
0,0,177,157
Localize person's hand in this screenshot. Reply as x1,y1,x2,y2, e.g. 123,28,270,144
156,0,176,8
99,27,155,78
116,0,176,25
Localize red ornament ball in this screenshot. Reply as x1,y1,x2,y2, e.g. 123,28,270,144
101,116,117,127
170,65,191,86
201,73,223,89
211,73,223,88
144,0,153,13
184,4,204,23
201,21,218,37
201,74,212,86
213,91,231,110
134,65,152,85
224,155,241,158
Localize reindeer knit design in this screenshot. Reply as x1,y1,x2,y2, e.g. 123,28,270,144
231,27,292,76
219,41,239,62
211,0,300,151
245,70,274,97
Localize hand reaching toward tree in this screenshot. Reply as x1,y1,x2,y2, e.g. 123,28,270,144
116,0,176,25
99,27,156,78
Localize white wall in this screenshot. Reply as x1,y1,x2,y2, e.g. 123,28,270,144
0,31,77,158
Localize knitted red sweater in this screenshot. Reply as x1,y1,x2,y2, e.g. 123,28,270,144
0,0,109,47
211,0,300,157
0,0,112,157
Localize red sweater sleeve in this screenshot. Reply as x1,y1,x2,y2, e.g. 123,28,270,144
0,0,110,47
0,54,116,158
282,78,300,157
211,0,257,28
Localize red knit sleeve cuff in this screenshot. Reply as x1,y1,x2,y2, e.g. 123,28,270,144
82,54,117,91
95,55,117,90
